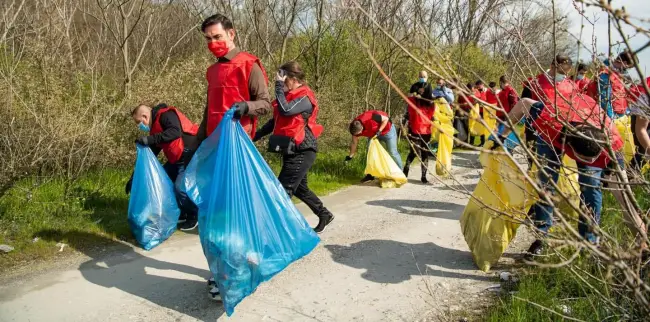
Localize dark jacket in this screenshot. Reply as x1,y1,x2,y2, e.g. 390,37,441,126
143,103,199,164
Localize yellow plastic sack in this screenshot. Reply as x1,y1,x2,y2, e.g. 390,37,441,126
365,137,407,188
468,104,483,136
614,116,635,163
434,99,454,176
460,148,537,271
530,156,580,219
481,106,498,137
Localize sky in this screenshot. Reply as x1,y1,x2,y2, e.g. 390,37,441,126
560,0,650,80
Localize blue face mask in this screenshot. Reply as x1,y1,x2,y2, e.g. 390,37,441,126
554,74,566,82
576,74,584,80
138,122,150,132
419,77,427,83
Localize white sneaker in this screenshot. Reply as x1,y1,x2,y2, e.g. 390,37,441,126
208,286,222,301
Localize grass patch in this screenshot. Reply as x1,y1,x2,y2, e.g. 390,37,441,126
0,146,376,273
485,189,650,321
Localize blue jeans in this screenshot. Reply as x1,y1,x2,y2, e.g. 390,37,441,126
533,138,603,243
371,126,403,169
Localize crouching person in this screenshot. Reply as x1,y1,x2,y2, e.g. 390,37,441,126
346,110,403,182
127,103,200,231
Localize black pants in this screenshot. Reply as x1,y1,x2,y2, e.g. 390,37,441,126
278,150,330,217
404,132,432,177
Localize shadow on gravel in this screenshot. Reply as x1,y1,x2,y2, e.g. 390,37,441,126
325,240,491,284
366,199,465,221
36,230,223,320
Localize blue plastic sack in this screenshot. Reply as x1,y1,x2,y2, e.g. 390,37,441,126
184,109,320,316
488,123,522,151
128,145,181,250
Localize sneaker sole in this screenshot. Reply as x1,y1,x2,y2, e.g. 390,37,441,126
317,215,335,234
179,223,198,231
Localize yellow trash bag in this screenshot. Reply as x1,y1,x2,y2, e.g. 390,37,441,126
460,148,537,271
434,99,455,176
614,115,635,163
481,106,498,137
365,137,407,188
530,156,580,219
468,104,483,136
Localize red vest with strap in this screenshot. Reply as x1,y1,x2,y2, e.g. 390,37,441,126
529,74,622,167
272,86,324,145
486,90,498,105
150,107,199,164
497,85,518,118
205,51,268,138
407,97,435,135
457,93,474,111
587,68,628,115
574,77,590,92
355,110,391,138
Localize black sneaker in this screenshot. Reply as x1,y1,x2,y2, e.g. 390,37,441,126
403,166,410,177
314,214,335,234
177,213,187,224
524,240,545,261
208,286,222,301
421,176,429,184
179,218,198,231
207,277,216,288
361,174,375,183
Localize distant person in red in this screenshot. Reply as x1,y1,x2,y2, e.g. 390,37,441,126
486,81,499,106
347,110,402,182
197,14,271,142
572,63,590,92
587,51,636,119
473,80,488,146
496,75,519,121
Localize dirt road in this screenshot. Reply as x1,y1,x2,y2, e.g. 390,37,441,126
0,151,516,322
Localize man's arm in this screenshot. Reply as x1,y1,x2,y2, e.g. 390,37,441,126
500,98,537,136
253,118,275,142
349,135,360,157
372,113,389,134
444,88,455,104
246,63,272,116
143,111,182,145
636,117,650,155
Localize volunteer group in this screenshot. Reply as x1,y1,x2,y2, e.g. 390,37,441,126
125,13,650,301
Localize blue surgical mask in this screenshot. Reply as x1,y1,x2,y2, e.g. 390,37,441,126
138,122,150,132
419,78,427,83
576,74,584,80
554,74,566,82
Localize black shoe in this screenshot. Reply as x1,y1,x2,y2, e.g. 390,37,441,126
403,166,410,177
314,214,334,234
361,174,375,183
421,176,429,184
524,240,545,261
179,218,198,231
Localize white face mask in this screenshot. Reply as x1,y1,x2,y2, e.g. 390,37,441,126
555,74,567,82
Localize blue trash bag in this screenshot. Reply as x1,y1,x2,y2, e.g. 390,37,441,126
127,145,181,250
183,109,320,316
488,123,522,151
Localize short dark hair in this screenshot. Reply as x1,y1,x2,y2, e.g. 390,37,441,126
280,61,306,83
616,50,636,66
566,125,606,158
577,63,588,72
475,80,484,86
499,75,509,84
488,81,497,88
201,14,234,32
553,54,572,66
349,120,363,135
466,83,474,90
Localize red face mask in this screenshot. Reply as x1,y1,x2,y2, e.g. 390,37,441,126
208,41,229,58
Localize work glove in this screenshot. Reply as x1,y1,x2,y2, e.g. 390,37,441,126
233,102,249,119
375,130,382,138
135,136,149,146
344,156,353,163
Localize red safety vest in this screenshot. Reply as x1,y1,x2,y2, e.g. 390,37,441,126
529,74,622,168
150,107,199,164
205,51,268,138
573,76,590,92
272,86,324,145
407,97,435,135
497,85,518,119
587,67,628,115
486,89,498,105
457,92,474,111
355,110,391,138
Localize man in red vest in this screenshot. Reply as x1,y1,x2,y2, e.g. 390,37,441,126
197,14,271,141
496,75,519,121
402,96,435,183
572,63,590,92
346,110,402,182
128,104,200,231
473,80,488,146
587,51,635,119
